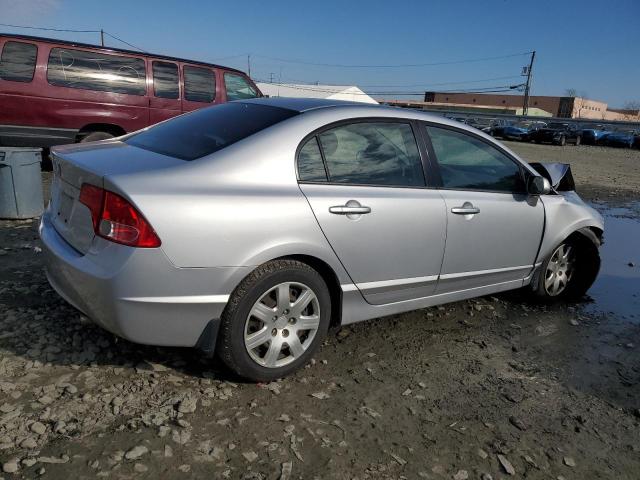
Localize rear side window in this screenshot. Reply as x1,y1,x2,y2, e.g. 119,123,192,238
0,41,37,82
317,122,425,187
153,61,179,99
126,102,298,160
184,66,215,102
426,126,525,192
297,137,327,182
47,48,146,95
224,72,259,101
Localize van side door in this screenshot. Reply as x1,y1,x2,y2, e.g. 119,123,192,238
149,60,181,125
181,64,218,113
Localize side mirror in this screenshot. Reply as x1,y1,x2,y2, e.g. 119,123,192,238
528,175,551,195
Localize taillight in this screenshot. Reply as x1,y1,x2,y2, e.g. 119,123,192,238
79,184,161,248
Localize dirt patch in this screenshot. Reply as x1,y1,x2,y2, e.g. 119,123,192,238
0,144,639,479
506,141,640,203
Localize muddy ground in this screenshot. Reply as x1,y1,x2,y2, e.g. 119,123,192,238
1,143,639,479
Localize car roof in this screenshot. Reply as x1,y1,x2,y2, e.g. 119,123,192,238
237,97,375,112
0,32,245,74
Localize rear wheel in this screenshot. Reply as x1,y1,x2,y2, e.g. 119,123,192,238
217,260,331,382
532,237,600,301
80,131,115,143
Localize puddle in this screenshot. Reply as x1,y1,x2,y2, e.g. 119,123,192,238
582,202,640,321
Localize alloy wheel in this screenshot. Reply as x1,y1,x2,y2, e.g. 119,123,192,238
244,282,320,368
544,244,575,296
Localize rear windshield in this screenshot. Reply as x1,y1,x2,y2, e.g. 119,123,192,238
126,103,298,160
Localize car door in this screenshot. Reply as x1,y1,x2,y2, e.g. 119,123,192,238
422,124,545,293
297,120,447,305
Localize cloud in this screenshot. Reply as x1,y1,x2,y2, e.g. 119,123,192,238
0,0,61,23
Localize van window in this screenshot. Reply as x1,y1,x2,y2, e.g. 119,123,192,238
0,41,37,82
184,66,215,102
126,103,298,160
153,61,179,99
224,72,258,101
47,48,146,95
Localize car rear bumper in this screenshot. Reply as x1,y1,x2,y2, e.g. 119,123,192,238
39,212,242,348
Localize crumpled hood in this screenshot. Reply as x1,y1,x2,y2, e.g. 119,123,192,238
529,162,576,191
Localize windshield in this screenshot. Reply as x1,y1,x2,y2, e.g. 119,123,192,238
126,103,298,160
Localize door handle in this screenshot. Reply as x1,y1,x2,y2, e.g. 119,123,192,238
329,205,372,215
451,202,480,215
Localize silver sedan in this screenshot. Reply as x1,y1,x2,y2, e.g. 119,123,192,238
40,98,603,381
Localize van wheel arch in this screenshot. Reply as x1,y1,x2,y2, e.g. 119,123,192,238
76,124,127,143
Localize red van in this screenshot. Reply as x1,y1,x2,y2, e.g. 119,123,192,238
0,33,262,147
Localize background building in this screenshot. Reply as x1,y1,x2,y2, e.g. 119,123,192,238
256,83,377,104
420,92,639,121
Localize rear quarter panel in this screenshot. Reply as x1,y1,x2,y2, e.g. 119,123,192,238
103,120,354,288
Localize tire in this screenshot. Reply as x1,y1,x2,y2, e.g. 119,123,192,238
575,135,581,146
217,259,331,382
80,131,115,143
558,135,566,146
531,236,600,301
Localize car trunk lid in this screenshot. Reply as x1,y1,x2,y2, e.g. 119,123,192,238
48,140,184,254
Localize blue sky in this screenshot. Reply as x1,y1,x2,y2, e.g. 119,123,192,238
1,0,638,107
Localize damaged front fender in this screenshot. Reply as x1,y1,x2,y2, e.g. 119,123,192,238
529,162,576,191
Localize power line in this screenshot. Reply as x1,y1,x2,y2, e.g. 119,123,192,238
252,51,533,69
255,80,525,96
258,75,524,89
0,22,99,33
102,31,146,52
1,22,146,52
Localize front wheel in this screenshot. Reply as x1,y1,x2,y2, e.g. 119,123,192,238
575,135,581,146
531,237,600,301
217,260,331,382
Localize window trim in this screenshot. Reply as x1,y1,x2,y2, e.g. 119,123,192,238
0,40,38,83
295,117,430,189
419,121,530,195
152,60,179,99
45,46,147,95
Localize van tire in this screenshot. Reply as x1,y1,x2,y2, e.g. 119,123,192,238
80,131,115,143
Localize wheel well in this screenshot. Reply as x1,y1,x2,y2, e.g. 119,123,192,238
76,123,126,142
278,255,343,329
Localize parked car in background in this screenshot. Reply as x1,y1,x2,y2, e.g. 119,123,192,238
464,117,494,133
499,120,547,142
529,122,582,146
580,125,612,145
488,119,512,138
40,98,603,381
0,33,261,147
602,129,637,148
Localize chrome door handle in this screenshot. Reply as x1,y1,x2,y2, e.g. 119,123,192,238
451,202,480,215
329,205,371,215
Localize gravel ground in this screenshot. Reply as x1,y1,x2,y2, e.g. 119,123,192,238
1,143,639,479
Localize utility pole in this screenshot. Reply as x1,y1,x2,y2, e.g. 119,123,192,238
522,50,536,116
269,72,275,83
247,54,251,77
100,29,104,47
